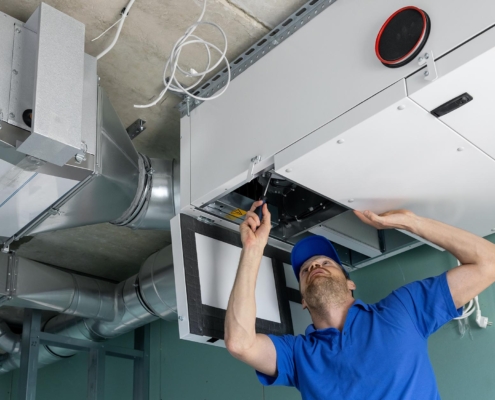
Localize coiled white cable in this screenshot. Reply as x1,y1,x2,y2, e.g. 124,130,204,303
134,0,230,108
96,0,136,60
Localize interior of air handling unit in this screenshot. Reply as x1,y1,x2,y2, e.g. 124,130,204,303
200,175,419,269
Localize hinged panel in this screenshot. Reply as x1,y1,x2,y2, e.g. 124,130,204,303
408,25,495,161
275,83,495,238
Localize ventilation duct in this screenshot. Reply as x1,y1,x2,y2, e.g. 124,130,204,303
0,245,176,373
0,5,179,252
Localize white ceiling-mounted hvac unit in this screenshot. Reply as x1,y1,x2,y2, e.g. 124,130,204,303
172,0,495,346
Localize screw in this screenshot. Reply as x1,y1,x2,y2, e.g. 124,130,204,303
337,139,345,144
424,71,429,77
457,147,464,152
75,153,86,164
285,168,292,173
178,316,184,322
397,105,406,111
418,57,424,63
9,113,15,119
12,70,18,75
194,100,200,105
15,28,21,33
272,39,279,46
424,53,429,59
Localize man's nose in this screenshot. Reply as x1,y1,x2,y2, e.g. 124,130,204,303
309,262,321,271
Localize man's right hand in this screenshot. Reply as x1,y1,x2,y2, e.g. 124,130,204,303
240,200,271,250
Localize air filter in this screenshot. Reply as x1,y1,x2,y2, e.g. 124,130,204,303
375,6,431,68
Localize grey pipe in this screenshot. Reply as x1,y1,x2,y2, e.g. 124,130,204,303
0,245,176,373
0,320,20,354
0,253,116,321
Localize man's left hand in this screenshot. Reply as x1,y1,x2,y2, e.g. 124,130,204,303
354,209,418,231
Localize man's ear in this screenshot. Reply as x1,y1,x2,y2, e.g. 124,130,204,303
301,298,308,310
347,280,356,291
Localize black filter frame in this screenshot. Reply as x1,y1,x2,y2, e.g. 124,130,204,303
375,6,431,68
180,214,294,341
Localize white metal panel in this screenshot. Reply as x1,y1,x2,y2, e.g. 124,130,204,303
195,233,281,323
179,116,191,211
189,0,495,205
0,12,19,122
275,88,495,238
82,54,97,156
408,26,495,161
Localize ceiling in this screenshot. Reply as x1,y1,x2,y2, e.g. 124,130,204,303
0,0,307,281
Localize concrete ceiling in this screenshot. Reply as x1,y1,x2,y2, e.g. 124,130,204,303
0,0,307,281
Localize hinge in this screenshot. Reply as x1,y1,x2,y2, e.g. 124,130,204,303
5,254,18,300
418,51,438,81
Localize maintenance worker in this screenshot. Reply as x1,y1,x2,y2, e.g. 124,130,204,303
225,200,495,399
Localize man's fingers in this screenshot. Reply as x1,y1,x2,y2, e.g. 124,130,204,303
249,200,264,212
245,217,258,232
245,210,261,226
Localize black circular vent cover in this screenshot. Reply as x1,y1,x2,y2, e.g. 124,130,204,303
375,6,431,68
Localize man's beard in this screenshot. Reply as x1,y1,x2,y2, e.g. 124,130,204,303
303,274,349,315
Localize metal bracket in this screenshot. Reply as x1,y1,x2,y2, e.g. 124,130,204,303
126,119,147,140
418,51,438,81
197,216,215,225
5,254,18,299
247,155,262,182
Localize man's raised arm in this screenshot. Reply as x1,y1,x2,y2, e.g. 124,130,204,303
354,209,495,308
224,201,277,376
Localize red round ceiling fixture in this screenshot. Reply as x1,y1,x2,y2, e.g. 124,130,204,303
375,6,431,68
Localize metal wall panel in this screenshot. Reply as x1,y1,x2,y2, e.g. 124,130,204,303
188,0,495,205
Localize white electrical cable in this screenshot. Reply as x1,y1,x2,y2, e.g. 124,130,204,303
96,0,136,60
134,0,230,108
92,17,124,42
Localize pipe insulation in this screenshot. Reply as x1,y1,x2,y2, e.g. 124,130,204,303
0,245,176,373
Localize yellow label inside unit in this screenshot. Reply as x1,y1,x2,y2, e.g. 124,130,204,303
226,208,247,221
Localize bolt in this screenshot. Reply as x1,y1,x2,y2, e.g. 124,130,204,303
272,39,279,46
424,71,429,77
12,70,18,75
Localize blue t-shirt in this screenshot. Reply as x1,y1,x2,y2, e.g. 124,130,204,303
257,272,462,399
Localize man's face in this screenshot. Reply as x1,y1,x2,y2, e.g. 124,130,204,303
299,255,355,310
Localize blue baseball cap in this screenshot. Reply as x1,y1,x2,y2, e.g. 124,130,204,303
291,235,348,282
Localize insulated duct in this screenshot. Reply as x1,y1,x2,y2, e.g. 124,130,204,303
0,245,176,373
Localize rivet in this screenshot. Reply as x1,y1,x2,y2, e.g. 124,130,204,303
348,199,354,203
457,147,464,152
337,139,345,144
397,105,406,110
424,71,429,77
285,168,292,173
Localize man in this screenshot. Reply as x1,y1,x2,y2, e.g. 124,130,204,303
225,200,495,399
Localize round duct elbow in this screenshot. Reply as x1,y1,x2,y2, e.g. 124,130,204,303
138,246,177,321
113,155,180,230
